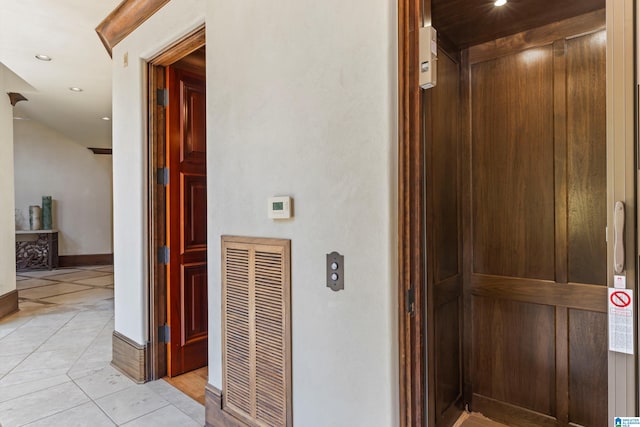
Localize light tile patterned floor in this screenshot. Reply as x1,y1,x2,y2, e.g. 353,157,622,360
0,266,204,427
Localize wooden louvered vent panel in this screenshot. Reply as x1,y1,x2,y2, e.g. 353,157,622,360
222,236,291,427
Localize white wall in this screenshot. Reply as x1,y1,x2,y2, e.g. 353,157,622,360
0,89,16,298
13,120,113,256
206,1,398,426
111,0,205,347
111,0,397,425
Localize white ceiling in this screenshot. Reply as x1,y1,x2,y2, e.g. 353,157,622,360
0,0,121,148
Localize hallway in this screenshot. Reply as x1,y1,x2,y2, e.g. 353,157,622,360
0,266,204,426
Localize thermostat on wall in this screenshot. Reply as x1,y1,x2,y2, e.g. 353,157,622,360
268,196,292,219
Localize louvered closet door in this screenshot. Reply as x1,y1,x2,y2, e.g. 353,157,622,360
222,236,292,427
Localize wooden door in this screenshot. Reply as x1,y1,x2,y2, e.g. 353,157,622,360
166,63,208,376
424,49,464,427
464,21,608,427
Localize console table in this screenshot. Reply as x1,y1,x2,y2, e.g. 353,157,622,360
15,230,59,271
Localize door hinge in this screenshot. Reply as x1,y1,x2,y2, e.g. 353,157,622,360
157,167,169,186
158,245,170,265
158,324,170,343
157,88,168,107
406,286,415,316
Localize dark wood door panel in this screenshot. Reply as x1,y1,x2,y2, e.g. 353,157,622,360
180,75,206,163
182,263,208,345
435,294,462,420
471,46,555,281
568,309,607,427
471,274,606,313
566,30,606,286
473,296,556,417
182,173,207,252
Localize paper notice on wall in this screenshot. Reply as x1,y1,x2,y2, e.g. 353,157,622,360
608,288,634,355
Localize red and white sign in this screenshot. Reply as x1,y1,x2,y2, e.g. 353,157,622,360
608,288,634,355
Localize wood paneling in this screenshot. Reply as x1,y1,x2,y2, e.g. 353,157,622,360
182,264,208,345
568,309,607,426
473,297,556,416
96,0,171,56
425,49,463,427
466,20,608,426
467,10,605,65
112,331,148,383
471,46,555,281
432,0,603,49
566,31,607,286
0,290,18,320
58,253,113,267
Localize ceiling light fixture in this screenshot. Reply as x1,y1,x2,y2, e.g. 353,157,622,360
101,117,111,121
69,87,83,92
494,0,507,6
35,54,52,61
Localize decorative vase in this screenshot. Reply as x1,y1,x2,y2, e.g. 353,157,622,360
42,196,52,229
29,205,42,230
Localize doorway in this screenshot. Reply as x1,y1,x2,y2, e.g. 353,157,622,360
147,27,208,389
398,1,637,426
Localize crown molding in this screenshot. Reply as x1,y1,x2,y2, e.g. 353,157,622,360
96,0,171,57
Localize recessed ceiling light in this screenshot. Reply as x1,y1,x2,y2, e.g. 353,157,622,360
69,87,83,92
35,54,52,61
101,116,111,121
494,0,507,6
13,116,29,120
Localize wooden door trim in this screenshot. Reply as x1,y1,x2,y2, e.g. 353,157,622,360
398,0,425,425
147,26,206,381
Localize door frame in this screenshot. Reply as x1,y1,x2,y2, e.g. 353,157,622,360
147,25,206,380
397,1,637,425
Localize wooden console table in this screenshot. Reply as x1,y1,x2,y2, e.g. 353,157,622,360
15,230,59,271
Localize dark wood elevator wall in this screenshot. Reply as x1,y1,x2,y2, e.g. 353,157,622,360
425,49,464,427
462,12,607,427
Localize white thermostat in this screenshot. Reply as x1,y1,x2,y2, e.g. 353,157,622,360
268,196,292,219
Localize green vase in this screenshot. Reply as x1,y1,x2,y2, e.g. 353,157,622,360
42,196,52,230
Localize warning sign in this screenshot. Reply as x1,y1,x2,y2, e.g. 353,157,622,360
608,288,634,355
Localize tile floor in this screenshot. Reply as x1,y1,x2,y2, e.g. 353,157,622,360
0,266,205,427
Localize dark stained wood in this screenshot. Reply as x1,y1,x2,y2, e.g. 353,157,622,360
553,39,568,286
58,254,113,267
471,275,606,313
566,30,607,286
167,64,208,376
0,290,18,320
398,0,426,424
425,49,463,427
466,23,608,426
467,10,605,65
473,297,556,416
471,45,555,281
432,0,604,50
7,92,27,106
554,307,569,425
87,148,113,155
95,0,171,56
568,309,607,426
